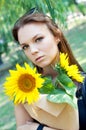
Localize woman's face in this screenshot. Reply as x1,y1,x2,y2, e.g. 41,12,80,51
18,22,60,68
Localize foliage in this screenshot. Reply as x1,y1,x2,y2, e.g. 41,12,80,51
0,0,86,64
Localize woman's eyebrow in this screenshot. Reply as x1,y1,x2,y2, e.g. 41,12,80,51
20,34,42,45
32,34,42,40
20,43,26,46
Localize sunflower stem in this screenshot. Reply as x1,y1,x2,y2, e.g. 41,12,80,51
55,78,65,90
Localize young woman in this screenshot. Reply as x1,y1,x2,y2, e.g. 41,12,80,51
12,8,86,130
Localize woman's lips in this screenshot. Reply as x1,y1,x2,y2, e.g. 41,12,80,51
35,56,44,62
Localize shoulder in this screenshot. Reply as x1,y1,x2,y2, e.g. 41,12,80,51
80,71,86,95
81,71,86,77
76,71,86,99
81,72,86,101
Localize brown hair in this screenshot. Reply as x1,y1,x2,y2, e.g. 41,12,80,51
12,12,83,71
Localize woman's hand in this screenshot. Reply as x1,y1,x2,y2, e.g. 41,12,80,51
17,122,39,130
17,122,59,130
43,126,59,130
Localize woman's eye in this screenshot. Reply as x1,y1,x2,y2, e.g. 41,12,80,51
22,45,29,50
36,37,43,42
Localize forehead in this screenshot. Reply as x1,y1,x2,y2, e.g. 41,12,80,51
18,22,51,43
18,22,51,42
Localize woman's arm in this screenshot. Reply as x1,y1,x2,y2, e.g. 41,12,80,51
15,104,33,126
17,123,58,130
15,104,57,130
15,104,40,130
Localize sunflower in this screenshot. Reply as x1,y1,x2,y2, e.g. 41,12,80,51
4,63,45,104
60,52,84,82
67,65,84,82
60,52,69,70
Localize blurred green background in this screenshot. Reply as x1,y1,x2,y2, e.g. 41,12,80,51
0,0,86,129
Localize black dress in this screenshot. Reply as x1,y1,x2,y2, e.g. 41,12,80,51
76,73,86,130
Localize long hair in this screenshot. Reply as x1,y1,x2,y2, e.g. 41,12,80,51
12,12,83,72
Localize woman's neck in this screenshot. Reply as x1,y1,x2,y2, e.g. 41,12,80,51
42,65,58,79
42,54,59,79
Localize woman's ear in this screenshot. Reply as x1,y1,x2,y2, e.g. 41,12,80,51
56,38,60,45
55,28,61,45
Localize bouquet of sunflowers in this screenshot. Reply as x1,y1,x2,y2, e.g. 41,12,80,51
4,53,84,108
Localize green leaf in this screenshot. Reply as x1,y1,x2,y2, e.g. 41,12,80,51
55,64,63,74
38,77,55,94
47,88,77,109
45,0,55,21
56,73,77,97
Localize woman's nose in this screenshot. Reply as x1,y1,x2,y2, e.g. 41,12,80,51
30,44,38,55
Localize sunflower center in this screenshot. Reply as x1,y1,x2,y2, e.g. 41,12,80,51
18,74,35,92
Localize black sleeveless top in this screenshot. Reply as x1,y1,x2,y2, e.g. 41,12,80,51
76,72,86,130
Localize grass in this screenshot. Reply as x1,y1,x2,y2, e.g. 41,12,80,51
0,20,86,130
65,22,86,71
0,72,16,130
